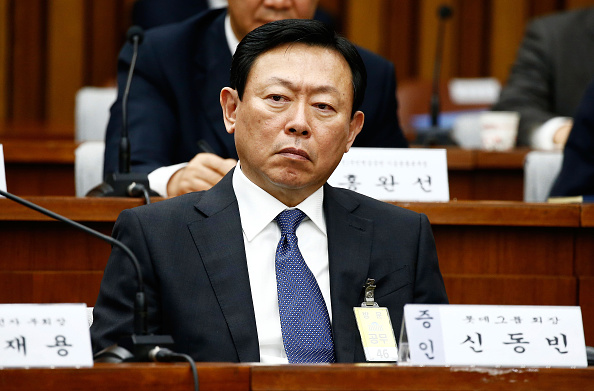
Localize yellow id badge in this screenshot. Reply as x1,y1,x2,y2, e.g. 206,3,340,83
353,306,398,362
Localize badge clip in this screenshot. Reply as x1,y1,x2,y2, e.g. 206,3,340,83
361,278,379,307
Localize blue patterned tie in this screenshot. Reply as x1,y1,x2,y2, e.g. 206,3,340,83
275,209,335,363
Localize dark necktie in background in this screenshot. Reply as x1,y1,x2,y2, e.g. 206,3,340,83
275,209,335,363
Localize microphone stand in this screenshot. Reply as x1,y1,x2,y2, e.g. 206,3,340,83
87,26,158,201
0,189,174,362
420,5,454,146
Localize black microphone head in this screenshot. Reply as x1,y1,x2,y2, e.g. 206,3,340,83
127,25,145,45
438,4,453,20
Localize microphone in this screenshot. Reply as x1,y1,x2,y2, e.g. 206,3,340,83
421,4,454,146
86,26,158,201
0,188,174,362
121,26,144,175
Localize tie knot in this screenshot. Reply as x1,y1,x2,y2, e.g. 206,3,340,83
276,209,306,235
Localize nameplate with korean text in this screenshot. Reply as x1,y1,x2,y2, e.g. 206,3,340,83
399,304,587,367
0,144,6,192
0,303,93,368
328,148,449,201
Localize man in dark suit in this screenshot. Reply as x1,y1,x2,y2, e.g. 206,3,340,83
549,79,594,197
131,0,211,30
103,0,408,198
91,19,447,363
492,7,594,150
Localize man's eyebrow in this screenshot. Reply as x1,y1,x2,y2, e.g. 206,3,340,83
265,77,341,95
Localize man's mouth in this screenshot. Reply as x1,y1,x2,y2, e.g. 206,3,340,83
278,147,310,161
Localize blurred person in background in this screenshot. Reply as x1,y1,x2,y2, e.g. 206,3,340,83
492,7,594,150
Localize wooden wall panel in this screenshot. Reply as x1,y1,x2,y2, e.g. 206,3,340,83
490,0,529,81
87,0,123,87
0,0,8,121
11,0,46,123
46,0,84,132
567,0,594,7
418,0,457,81
455,0,491,77
3,0,594,138
345,0,384,54
382,0,419,83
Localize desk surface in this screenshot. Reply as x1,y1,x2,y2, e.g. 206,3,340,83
1,363,592,391
1,136,528,199
0,197,577,225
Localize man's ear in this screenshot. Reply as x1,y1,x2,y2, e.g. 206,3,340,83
345,110,364,152
220,87,239,134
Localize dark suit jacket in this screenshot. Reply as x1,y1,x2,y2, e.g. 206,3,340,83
549,79,594,197
132,0,210,30
492,7,594,146
103,8,408,177
90,170,448,362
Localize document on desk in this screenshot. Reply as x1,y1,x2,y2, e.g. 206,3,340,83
328,147,449,202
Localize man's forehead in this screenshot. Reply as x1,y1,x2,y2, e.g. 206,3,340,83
247,43,352,88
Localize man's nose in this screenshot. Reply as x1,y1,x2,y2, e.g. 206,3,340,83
263,0,292,10
285,103,312,137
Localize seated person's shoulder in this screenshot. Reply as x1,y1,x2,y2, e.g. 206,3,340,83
355,45,394,70
125,191,205,221
530,6,593,29
140,7,226,48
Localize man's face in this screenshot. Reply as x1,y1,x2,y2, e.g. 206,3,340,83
221,43,364,206
227,0,318,40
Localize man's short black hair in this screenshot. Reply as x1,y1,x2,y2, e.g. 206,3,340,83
230,19,367,116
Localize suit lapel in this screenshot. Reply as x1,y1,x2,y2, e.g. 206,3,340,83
187,170,260,362
192,12,236,157
323,185,373,362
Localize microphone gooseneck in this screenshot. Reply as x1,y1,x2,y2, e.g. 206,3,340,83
120,26,145,174
0,189,176,361
419,4,454,146
0,189,147,335
430,4,454,129
86,25,158,200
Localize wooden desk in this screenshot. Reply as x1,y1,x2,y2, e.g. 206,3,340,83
0,363,249,391
578,204,594,354
1,136,527,200
445,147,528,201
1,363,593,391
251,364,594,390
0,197,590,343
0,197,147,305
2,138,77,196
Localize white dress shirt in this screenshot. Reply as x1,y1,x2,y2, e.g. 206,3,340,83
232,163,332,363
530,116,572,150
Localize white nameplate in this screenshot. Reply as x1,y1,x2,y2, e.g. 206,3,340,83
0,144,6,193
0,303,93,368
328,148,449,202
399,304,587,367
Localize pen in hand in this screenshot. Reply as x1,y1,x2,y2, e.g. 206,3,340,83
197,139,216,154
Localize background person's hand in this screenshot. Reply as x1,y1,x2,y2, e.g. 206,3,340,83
552,121,573,149
167,153,237,196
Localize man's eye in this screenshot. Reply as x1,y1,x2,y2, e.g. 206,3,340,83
316,103,333,111
271,95,283,102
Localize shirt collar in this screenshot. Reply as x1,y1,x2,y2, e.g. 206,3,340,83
224,13,240,56
232,163,326,241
